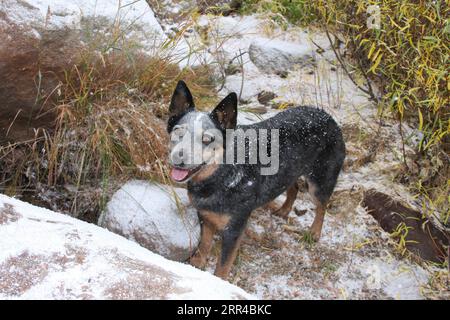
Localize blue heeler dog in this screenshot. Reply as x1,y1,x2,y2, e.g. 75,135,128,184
167,81,346,279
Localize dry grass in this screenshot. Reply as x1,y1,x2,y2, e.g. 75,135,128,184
0,40,217,221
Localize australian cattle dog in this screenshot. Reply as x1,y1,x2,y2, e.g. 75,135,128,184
167,81,346,279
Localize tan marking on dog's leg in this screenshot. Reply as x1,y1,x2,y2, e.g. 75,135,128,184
310,203,325,242
272,182,299,219
200,211,231,231
307,180,327,242
192,164,219,182
190,211,231,269
190,220,216,269
214,232,244,280
263,200,280,212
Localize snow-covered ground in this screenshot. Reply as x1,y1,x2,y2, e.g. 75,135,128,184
0,194,252,299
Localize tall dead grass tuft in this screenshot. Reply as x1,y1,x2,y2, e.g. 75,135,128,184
0,43,217,221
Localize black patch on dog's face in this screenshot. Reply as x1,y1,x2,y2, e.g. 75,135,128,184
167,80,195,133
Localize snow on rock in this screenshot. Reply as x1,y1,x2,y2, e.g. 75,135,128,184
1,0,192,68
0,0,180,59
99,180,200,262
2,0,164,36
0,194,251,299
249,38,315,75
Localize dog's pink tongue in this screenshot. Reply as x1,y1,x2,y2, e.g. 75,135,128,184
170,167,190,182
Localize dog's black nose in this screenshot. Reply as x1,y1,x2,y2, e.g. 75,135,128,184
170,149,186,167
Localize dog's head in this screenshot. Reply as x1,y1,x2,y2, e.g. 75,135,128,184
167,80,237,183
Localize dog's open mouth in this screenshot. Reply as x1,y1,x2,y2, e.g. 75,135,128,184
170,166,201,182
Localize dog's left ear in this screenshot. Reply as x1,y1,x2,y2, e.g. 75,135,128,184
169,80,195,116
210,93,238,130
167,80,195,132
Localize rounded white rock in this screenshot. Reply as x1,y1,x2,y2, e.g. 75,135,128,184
99,180,200,262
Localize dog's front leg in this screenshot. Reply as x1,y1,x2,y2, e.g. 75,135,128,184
190,218,216,269
214,223,245,280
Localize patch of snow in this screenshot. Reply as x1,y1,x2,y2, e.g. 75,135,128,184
3,0,163,32
0,0,178,57
336,256,428,300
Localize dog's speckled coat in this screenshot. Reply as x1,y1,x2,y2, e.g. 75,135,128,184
167,81,345,279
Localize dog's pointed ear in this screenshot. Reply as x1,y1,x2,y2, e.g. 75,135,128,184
210,93,238,130
167,81,195,132
169,80,195,117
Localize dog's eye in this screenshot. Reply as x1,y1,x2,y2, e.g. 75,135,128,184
173,126,186,137
202,134,215,145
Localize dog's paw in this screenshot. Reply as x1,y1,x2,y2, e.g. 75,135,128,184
189,253,207,269
309,228,322,242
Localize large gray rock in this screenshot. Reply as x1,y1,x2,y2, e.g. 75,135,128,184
249,38,315,75
0,194,251,299
99,180,200,262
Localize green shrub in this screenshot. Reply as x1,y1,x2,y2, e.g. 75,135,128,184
241,0,449,152
240,0,320,26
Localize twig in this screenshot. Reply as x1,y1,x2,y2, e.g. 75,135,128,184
324,27,374,99
228,50,247,65
237,49,245,102
398,116,410,171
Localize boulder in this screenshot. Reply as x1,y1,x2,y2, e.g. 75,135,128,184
248,38,315,75
0,0,166,143
0,21,81,142
99,180,200,262
0,194,251,299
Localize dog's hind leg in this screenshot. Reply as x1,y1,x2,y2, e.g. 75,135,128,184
307,179,327,242
271,182,299,219
306,138,345,241
306,161,341,241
